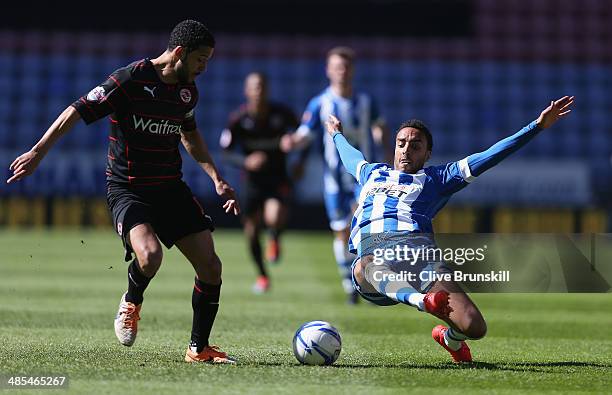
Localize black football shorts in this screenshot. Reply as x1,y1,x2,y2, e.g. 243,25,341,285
106,180,214,261
241,176,292,216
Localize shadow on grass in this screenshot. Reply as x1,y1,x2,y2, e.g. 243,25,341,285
448,361,612,373
262,361,612,373
511,362,612,369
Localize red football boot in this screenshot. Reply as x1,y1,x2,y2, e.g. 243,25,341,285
432,325,472,363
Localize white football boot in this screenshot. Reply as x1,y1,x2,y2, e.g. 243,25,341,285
114,292,141,347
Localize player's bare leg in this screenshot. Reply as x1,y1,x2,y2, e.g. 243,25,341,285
243,209,269,293
176,230,235,364
427,280,486,363
353,256,451,316
129,223,163,278
353,255,472,362
427,280,487,339
351,257,400,306
263,197,287,264
351,257,378,296
114,223,162,347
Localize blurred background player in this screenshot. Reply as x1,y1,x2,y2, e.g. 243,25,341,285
220,72,299,293
325,95,575,362
288,46,390,304
7,20,240,364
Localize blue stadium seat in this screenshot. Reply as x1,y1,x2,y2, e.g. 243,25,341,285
20,54,43,74
0,52,13,70
0,111,13,147
589,128,610,157
0,72,12,94
14,116,39,148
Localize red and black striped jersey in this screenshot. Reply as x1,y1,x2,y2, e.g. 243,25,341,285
72,59,198,187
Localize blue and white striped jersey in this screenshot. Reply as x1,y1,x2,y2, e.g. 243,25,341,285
297,88,382,194
348,158,474,255
331,120,543,255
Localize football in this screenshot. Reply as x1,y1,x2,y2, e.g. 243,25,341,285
292,321,342,365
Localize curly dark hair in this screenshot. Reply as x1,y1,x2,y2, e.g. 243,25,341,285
396,119,433,150
168,19,215,52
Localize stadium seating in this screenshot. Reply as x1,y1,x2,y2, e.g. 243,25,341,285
1,47,609,190
1,0,609,228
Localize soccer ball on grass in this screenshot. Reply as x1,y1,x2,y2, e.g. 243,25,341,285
292,320,342,365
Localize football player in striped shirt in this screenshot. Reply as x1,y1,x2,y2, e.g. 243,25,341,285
324,96,574,362
291,46,390,304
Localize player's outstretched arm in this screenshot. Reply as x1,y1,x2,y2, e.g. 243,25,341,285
281,128,313,152
466,96,574,177
181,129,240,215
7,106,81,184
325,115,367,180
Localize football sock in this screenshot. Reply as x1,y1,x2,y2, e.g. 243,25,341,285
268,228,281,242
125,259,152,305
384,289,424,309
267,228,282,262
343,250,357,292
444,327,469,351
191,278,221,352
333,238,354,294
407,293,426,310
248,233,267,277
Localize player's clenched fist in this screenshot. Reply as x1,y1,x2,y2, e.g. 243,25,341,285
325,115,343,136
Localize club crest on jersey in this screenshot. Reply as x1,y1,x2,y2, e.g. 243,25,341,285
87,86,106,102
117,222,123,236
180,88,192,103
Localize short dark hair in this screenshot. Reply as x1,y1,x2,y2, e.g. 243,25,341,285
246,71,268,86
327,46,355,62
168,20,215,52
396,119,433,150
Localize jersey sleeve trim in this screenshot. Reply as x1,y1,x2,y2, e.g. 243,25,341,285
458,157,475,183
72,98,97,124
355,160,368,184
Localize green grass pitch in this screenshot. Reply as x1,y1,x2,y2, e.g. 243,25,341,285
1,229,611,394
